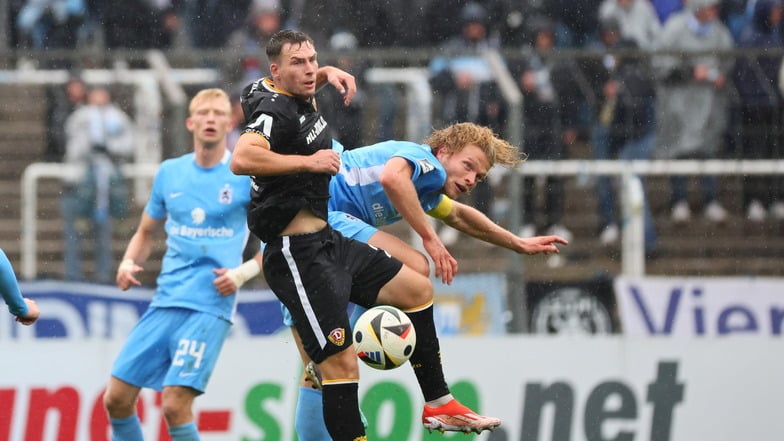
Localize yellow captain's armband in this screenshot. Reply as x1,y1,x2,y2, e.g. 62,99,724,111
426,195,453,220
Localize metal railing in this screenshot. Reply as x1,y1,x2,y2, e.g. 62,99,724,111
19,159,784,280
20,162,159,280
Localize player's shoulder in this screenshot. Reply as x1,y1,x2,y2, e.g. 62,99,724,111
241,77,298,119
357,140,426,153
159,152,194,170
381,140,433,158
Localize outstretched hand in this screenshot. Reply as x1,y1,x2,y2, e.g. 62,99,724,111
521,235,569,255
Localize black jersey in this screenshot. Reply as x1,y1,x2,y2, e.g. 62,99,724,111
240,77,333,243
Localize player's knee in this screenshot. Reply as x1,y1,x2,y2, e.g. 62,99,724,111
103,389,135,418
408,271,433,305
160,386,196,426
160,400,189,426
378,267,433,309
408,253,430,278
320,350,360,381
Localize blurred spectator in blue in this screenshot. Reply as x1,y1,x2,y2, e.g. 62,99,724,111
721,0,756,40
513,16,574,241
15,0,85,49
225,0,281,89
599,0,663,49
45,73,87,162
732,0,784,221
103,0,180,49
654,0,734,223
652,0,684,23
586,19,658,251
429,2,507,235
61,86,134,284
185,0,249,48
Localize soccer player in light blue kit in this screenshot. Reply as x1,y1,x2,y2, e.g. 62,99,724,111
0,248,40,326
290,122,569,439
102,89,263,441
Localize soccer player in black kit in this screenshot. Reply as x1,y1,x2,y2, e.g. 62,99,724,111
230,30,501,441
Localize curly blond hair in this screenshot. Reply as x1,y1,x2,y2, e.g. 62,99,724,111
423,122,525,167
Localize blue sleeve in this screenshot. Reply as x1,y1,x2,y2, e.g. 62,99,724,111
0,249,27,317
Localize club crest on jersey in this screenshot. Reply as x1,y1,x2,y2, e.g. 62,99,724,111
328,327,346,346
219,184,233,204
417,159,436,174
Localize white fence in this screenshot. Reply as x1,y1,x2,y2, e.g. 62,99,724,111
19,159,784,280
20,162,159,280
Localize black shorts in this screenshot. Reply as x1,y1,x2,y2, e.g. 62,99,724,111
263,225,403,363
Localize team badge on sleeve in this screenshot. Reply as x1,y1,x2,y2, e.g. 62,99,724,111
417,159,436,174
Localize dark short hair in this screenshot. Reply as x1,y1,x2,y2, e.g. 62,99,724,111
266,29,315,62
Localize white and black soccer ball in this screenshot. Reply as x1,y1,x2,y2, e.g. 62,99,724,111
353,305,416,370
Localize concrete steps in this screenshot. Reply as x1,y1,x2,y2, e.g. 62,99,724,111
0,82,782,285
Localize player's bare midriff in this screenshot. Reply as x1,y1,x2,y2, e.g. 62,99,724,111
280,208,327,236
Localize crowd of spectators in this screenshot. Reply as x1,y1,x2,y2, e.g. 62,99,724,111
11,0,784,256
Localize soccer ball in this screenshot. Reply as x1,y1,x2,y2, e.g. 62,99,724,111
353,305,416,370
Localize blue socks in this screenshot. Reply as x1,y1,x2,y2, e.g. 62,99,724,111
110,415,143,441
169,421,200,440
295,387,331,441
110,416,199,441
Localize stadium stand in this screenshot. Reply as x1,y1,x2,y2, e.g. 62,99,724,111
1,51,783,283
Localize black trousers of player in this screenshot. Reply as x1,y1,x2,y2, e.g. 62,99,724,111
263,226,450,428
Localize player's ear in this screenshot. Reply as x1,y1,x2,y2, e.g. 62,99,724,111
185,116,195,132
434,145,448,159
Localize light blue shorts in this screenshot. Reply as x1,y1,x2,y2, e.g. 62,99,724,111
328,211,378,244
111,307,231,393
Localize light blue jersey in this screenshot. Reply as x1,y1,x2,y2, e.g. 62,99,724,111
145,150,251,321
329,140,447,227
282,140,449,327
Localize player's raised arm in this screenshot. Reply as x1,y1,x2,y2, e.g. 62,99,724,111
380,156,458,284
442,200,568,255
231,132,340,177
316,66,356,106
